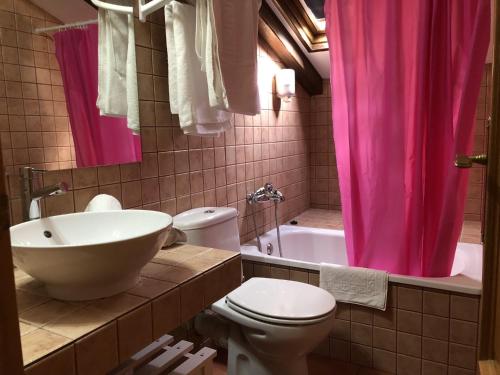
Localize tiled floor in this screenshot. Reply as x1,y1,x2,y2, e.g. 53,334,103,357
291,209,482,244
212,354,391,375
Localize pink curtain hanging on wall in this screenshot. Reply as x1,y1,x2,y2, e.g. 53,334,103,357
324,0,490,276
54,24,141,168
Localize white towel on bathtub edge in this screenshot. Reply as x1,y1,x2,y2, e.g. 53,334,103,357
319,263,389,311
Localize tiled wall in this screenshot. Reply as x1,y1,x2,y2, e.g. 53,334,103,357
243,259,481,375
309,81,340,210
0,0,76,173
310,66,492,222
2,1,312,241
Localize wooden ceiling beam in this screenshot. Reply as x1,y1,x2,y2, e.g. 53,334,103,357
259,1,323,96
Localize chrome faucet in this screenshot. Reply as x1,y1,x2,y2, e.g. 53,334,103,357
247,182,285,204
247,182,285,257
20,167,68,221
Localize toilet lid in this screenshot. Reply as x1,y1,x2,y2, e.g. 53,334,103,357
226,278,336,322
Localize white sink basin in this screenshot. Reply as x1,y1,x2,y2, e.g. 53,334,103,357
10,210,172,301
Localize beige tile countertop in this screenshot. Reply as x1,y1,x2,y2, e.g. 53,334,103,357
15,244,241,375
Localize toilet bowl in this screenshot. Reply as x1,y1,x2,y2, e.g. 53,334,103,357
175,207,336,374
211,277,336,375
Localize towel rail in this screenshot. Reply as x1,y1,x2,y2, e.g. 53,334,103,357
90,0,134,15
138,0,168,22
35,19,98,34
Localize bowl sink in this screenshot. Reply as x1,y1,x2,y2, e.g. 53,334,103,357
10,210,172,301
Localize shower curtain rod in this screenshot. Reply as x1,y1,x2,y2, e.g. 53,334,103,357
35,19,98,34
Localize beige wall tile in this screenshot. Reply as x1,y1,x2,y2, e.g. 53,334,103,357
397,286,422,312
335,303,350,320
332,319,350,341
24,344,75,375
75,322,119,375
422,314,449,341
449,319,477,346
422,337,448,364
308,272,320,287
448,366,475,375
351,322,372,346
270,265,290,280
331,338,350,362
448,343,477,370
423,291,450,317
180,275,205,322
203,263,227,306
351,306,373,325
397,310,422,335
351,343,372,368
373,308,397,330
450,295,479,322
421,360,447,375
152,288,180,339
373,327,396,352
397,354,421,375
397,332,421,358
372,348,396,373
117,304,153,361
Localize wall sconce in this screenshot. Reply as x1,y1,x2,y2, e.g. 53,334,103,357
276,69,295,102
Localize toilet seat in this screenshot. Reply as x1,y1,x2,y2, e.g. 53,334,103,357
225,278,336,326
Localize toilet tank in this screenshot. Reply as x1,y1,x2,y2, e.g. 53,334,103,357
173,207,240,252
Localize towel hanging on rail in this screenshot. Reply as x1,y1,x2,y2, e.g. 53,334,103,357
165,1,231,136
96,8,140,134
195,0,228,110
208,0,262,116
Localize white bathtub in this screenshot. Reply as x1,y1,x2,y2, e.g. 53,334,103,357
241,225,483,295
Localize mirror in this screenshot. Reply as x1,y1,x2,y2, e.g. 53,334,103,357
1,0,141,174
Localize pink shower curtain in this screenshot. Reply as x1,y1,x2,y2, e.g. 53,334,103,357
324,0,490,276
54,24,141,168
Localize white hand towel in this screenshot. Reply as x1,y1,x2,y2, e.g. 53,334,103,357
96,8,139,134
166,1,231,136
211,0,261,115
195,0,228,109
319,263,389,310
164,4,178,114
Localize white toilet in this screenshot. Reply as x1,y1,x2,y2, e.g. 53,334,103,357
174,207,337,375
173,207,240,251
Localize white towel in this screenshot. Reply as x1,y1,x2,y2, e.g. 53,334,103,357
195,0,228,109
319,263,389,310
211,0,261,115
96,8,139,134
165,1,231,137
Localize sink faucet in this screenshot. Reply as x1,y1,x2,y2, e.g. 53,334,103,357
20,167,68,221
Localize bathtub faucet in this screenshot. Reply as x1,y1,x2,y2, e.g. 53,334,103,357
247,183,285,204
247,183,285,258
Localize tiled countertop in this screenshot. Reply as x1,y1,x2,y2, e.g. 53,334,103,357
15,244,241,374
